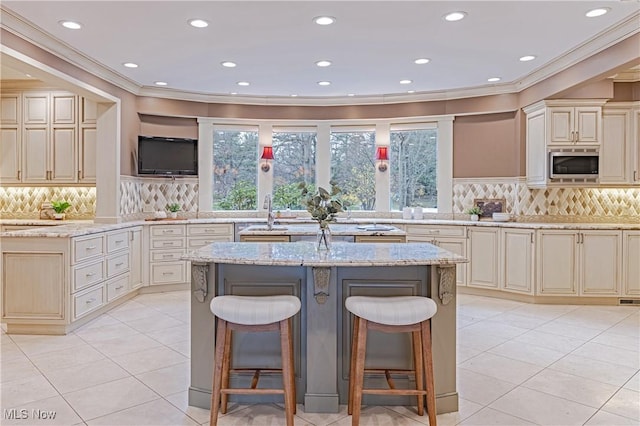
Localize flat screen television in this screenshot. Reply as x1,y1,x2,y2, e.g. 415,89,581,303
137,136,198,176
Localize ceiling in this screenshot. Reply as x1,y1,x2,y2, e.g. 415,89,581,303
1,1,639,101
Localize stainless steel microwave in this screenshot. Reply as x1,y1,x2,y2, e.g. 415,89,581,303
549,151,599,180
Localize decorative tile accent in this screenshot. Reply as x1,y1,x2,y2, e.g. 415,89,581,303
453,178,640,222
120,176,199,220
0,187,96,219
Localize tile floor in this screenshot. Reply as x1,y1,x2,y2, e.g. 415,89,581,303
1,291,639,425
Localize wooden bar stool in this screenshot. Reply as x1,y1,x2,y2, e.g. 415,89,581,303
346,296,438,426
209,295,301,426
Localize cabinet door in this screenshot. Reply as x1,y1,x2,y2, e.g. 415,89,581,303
51,127,76,181
634,108,640,183
502,229,534,294
79,127,97,182
581,231,621,296
81,98,98,124
574,107,601,144
22,127,49,181
537,231,578,295
623,231,640,296
129,227,144,289
23,93,48,124
1,127,21,182
526,110,547,186
600,109,630,183
467,227,500,289
1,93,20,125
436,238,466,286
52,93,76,124
549,107,574,143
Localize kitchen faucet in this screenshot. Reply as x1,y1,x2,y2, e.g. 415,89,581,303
264,194,274,230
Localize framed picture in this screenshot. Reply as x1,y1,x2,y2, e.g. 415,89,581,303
474,198,505,218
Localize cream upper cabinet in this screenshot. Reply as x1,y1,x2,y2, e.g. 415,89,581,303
1,92,23,183
0,89,94,185
501,228,535,295
622,231,640,297
524,99,605,188
549,106,601,145
600,102,639,185
537,229,621,296
467,227,500,289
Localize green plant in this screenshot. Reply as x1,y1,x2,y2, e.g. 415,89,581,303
299,181,343,228
166,203,181,213
466,205,482,215
51,201,71,214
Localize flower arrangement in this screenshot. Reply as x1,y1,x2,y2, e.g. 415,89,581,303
51,201,71,214
466,205,482,216
166,203,181,213
299,181,343,228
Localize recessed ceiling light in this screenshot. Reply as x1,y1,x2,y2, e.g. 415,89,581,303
318,81,331,86
314,16,335,26
221,61,237,68
400,79,412,85
414,58,430,65
189,19,209,28
230,92,237,95
519,55,536,62
347,93,355,97
59,20,82,29
407,90,416,94
154,81,168,86
444,12,467,22
585,8,609,18
123,62,138,68
237,81,250,86
25,73,32,78
315,60,332,67
487,77,501,82
290,94,298,97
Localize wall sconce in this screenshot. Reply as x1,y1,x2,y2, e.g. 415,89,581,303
260,146,274,172
375,146,389,172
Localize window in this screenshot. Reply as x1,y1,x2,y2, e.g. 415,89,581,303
330,128,376,210
272,129,316,210
212,128,258,210
390,127,438,210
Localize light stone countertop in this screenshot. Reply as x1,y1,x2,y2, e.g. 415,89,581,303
183,241,467,267
239,223,406,236
1,217,638,238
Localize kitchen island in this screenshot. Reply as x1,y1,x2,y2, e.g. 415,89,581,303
184,241,467,414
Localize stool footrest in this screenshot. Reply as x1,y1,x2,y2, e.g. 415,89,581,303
363,389,427,396
364,368,415,374
221,389,285,395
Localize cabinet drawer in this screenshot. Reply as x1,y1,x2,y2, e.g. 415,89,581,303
151,250,184,262
73,235,104,264
150,262,187,285
405,225,465,237
151,225,186,237
107,231,129,253
107,252,129,278
188,224,233,237
73,285,104,319
72,259,105,292
106,275,129,302
188,237,232,248
151,239,185,250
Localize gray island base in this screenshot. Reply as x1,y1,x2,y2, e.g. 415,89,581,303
184,242,466,414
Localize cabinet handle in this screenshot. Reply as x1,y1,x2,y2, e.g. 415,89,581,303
163,230,175,234
163,242,173,246
162,254,173,258
205,228,216,232
86,245,97,250
115,240,124,244
575,131,579,142
130,231,134,241
115,262,124,267
85,272,95,277
162,272,174,276
78,170,82,180
635,171,638,181
115,285,124,290
86,298,96,304
17,170,21,180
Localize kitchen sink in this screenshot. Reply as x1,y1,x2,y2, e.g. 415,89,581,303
356,225,395,231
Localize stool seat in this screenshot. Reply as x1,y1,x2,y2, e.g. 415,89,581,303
210,295,301,325
345,296,437,325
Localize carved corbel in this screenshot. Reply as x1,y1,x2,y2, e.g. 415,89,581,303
312,267,331,304
437,264,455,305
192,262,208,303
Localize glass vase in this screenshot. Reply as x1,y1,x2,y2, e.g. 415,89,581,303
316,226,332,251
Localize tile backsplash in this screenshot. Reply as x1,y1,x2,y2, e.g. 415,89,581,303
0,187,96,219
120,175,198,221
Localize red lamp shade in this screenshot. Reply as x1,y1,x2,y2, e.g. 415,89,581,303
376,146,389,161
261,146,274,160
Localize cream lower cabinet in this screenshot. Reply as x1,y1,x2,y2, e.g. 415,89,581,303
467,227,500,289
149,224,187,286
405,224,467,285
537,229,621,296
129,226,144,290
622,231,640,297
188,224,234,248
500,228,535,295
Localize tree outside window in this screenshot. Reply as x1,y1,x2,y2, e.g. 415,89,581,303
271,130,317,210
390,128,437,210
330,130,376,210
212,129,258,210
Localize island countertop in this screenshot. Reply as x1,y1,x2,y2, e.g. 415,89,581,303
183,241,467,267
238,223,407,237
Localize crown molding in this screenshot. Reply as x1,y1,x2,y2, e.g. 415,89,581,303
2,5,638,107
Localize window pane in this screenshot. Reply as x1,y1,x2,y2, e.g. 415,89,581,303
212,129,258,210
330,130,376,210
390,129,437,210
272,131,316,210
